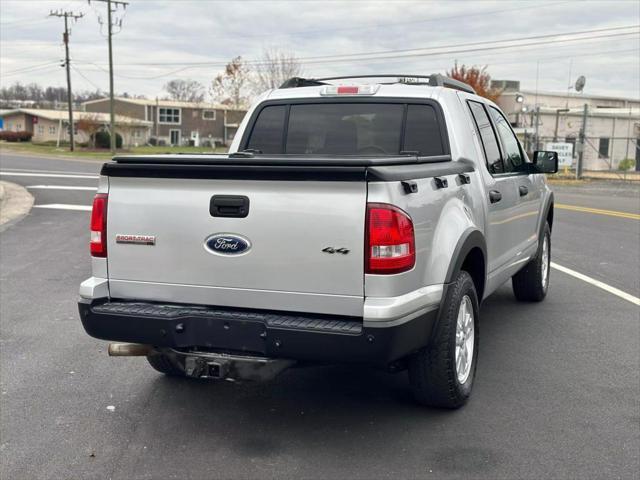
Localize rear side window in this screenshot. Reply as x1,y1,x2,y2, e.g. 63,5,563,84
468,101,504,174
245,102,447,156
246,105,286,154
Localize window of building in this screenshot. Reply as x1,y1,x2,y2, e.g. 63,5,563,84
15,123,22,131
489,106,526,173
37,125,44,135
49,126,56,134
158,107,181,124
467,101,504,174
202,110,216,121
598,137,610,158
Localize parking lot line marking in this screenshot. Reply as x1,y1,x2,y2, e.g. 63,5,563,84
556,203,640,220
551,262,640,306
33,204,92,212
27,185,97,191
0,171,99,179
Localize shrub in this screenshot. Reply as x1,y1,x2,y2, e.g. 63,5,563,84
618,158,636,171
93,130,123,149
148,136,158,146
0,130,33,142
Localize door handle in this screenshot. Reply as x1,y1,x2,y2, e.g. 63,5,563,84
519,185,529,197
489,190,502,203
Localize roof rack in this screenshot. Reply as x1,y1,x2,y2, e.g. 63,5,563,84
278,74,476,95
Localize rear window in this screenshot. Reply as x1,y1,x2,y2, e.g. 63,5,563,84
246,102,446,156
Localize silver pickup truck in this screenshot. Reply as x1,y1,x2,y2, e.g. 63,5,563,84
79,74,557,408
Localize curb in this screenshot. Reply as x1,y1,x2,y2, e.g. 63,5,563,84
0,181,34,227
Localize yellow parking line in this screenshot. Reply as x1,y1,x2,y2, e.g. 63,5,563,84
556,203,640,220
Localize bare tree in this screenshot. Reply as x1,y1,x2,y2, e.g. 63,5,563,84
253,48,303,92
76,114,103,148
211,56,252,109
163,79,205,103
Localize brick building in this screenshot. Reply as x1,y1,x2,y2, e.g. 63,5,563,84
83,97,247,147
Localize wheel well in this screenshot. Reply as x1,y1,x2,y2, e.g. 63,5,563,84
460,247,485,300
546,203,554,232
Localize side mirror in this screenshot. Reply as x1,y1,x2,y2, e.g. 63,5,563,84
533,151,559,174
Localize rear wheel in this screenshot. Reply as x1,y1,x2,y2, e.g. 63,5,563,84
408,270,479,408
146,352,185,376
512,222,551,302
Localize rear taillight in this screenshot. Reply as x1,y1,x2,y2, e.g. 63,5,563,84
90,193,108,257
366,203,415,274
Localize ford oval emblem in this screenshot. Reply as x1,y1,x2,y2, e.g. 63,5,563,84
204,233,251,256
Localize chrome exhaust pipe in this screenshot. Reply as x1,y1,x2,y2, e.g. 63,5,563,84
108,343,152,356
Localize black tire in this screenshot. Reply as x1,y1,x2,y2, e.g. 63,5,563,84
146,352,185,376
408,270,479,409
512,222,551,302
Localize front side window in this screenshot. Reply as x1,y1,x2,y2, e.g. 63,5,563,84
49,126,56,134
468,101,503,174
158,108,180,124
246,102,446,156
489,107,525,172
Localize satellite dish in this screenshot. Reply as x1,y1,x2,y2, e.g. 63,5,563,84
575,75,586,93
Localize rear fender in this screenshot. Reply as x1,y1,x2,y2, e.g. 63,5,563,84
427,197,482,286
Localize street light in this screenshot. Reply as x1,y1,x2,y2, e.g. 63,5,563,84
514,93,526,127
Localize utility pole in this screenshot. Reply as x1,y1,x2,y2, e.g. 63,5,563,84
577,103,588,179
88,0,128,153
49,10,83,152
534,106,540,151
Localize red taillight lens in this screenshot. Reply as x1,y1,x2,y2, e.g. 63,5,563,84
90,193,108,257
366,203,415,274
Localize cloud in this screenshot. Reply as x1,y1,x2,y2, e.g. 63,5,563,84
1,0,638,99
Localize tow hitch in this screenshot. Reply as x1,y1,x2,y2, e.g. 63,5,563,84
159,349,295,382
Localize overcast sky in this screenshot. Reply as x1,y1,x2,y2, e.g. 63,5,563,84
1,0,639,100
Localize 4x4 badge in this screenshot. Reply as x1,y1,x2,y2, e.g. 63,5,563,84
322,247,350,254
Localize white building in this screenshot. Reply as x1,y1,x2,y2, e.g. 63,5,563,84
495,82,640,171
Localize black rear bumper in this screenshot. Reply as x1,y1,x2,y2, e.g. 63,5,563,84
78,299,438,365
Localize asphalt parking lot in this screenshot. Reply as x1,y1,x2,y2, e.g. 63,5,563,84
1,151,638,480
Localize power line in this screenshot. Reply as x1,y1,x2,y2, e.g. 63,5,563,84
72,27,639,80
1,61,61,76
71,65,104,91
81,24,638,68
49,9,84,152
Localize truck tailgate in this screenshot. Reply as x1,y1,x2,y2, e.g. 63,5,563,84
106,176,366,316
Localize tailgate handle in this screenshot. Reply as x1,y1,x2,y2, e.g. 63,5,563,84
210,195,250,218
